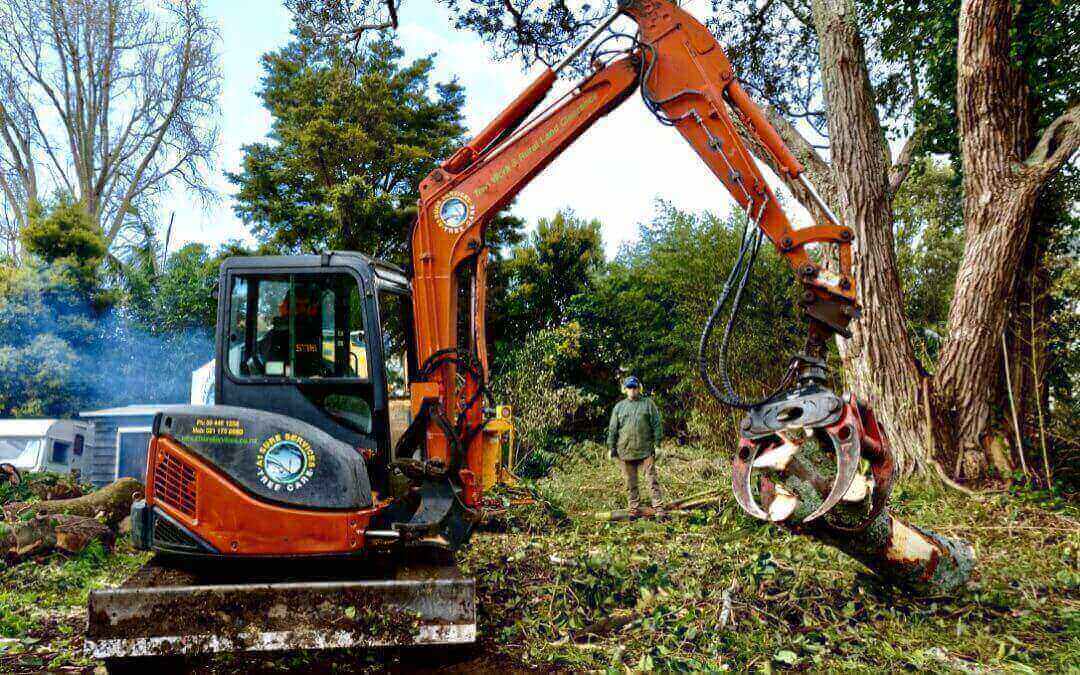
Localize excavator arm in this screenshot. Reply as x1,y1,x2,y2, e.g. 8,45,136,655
398,0,891,540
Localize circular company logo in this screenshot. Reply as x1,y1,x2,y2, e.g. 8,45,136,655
257,433,317,492
435,192,473,233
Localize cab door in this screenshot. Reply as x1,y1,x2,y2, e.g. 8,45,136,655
216,266,382,454
373,284,415,454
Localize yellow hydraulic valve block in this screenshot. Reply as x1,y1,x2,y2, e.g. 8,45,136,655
480,405,517,490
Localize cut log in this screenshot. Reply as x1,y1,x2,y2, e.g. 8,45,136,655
1,514,115,560
765,459,975,595
23,473,86,501
18,477,142,527
55,514,115,554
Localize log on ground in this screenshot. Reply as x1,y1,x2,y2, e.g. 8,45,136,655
13,477,142,527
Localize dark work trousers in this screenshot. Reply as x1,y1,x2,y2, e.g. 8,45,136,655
620,455,663,510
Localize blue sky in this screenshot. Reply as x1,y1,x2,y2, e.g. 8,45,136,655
167,0,768,257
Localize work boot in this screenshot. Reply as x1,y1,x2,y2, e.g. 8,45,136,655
627,507,643,519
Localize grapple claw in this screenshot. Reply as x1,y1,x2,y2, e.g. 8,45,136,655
731,438,769,520
734,386,896,528
801,419,860,523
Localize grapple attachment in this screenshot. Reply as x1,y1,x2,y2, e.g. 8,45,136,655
732,387,895,530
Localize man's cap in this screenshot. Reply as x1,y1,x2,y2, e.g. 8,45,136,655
623,376,641,389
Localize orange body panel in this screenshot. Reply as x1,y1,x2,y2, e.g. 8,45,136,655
146,437,380,556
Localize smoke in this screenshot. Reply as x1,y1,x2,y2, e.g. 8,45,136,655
0,264,214,416
82,309,214,408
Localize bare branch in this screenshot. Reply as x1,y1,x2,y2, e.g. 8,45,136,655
777,0,813,27
1022,102,1080,181
888,126,923,196
0,0,221,247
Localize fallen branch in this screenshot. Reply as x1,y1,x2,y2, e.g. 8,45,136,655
592,489,723,520
664,489,722,510
11,477,142,527
1,514,115,561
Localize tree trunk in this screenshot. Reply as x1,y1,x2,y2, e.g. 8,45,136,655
810,0,930,475
936,0,1046,479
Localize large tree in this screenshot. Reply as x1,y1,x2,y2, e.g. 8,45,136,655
497,210,604,338
229,36,468,262
0,0,221,253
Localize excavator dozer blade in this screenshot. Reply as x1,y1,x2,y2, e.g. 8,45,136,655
85,561,475,660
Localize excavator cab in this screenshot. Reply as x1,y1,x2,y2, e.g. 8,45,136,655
127,252,424,561
213,251,416,481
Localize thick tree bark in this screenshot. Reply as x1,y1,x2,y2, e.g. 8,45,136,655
810,0,929,475
936,0,1080,478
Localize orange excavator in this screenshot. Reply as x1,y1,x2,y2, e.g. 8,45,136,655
87,0,915,666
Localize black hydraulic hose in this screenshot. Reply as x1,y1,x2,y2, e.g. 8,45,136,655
698,220,795,411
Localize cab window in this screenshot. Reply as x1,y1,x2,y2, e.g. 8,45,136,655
378,289,410,398
227,273,369,380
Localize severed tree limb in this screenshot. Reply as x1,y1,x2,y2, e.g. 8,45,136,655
766,458,975,595
0,514,115,560
10,477,142,528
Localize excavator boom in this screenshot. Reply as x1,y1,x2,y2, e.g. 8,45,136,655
401,0,872,529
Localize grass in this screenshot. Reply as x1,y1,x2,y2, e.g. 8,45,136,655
0,442,1075,672
462,441,1080,672
0,541,149,671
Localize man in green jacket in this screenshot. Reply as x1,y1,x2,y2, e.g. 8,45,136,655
607,376,664,516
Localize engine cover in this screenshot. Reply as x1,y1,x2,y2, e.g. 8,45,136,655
153,405,372,511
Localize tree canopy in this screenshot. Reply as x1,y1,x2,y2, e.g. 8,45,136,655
229,37,467,262
0,0,221,250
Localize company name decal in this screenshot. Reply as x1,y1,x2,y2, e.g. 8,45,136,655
256,432,317,491
473,92,599,199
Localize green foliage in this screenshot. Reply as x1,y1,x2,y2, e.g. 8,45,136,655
873,0,1079,155
568,203,803,437
460,441,1080,672
892,157,964,365
124,241,245,332
229,36,466,262
497,210,604,338
20,196,108,296
0,541,149,666
491,322,601,477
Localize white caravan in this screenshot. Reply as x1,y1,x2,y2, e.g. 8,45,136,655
0,419,91,474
